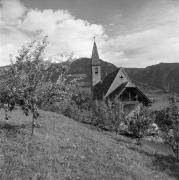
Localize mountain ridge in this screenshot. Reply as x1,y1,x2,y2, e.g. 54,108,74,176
69,58,179,93
0,58,179,93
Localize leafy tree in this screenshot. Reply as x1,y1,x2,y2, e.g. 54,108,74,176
127,104,153,145
0,37,49,134
94,99,125,132
72,93,90,110
163,93,179,161
155,108,172,130
36,61,73,107
0,36,74,135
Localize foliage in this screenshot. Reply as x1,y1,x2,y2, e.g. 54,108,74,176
0,109,175,180
0,38,48,131
93,99,125,132
71,92,90,110
155,108,172,130
127,104,153,145
162,93,179,161
0,36,74,134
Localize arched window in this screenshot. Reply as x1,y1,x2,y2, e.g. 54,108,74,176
95,67,98,74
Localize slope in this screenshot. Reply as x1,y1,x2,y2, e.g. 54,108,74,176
1,60,179,93
69,57,117,86
125,63,179,93
0,109,178,180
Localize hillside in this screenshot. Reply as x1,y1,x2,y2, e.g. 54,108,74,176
126,63,179,93
68,59,179,109
1,60,179,93
0,108,178,179
69,58,117,86
69,59,179,93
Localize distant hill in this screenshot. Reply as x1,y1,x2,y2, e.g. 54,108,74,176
69,59,179,93
69,58,117,86
0,59,179,93
125,63,179,93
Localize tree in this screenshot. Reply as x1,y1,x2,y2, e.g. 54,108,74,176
94,99,125,132
155,108,172,130
127,104,153,145
163,93,179,161
0,37,49,134
0,36,74,135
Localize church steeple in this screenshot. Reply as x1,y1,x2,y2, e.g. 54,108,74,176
91,39,101,66
91,38,101,87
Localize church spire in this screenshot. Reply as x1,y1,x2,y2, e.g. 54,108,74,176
91,37,101,66
91,38,102,87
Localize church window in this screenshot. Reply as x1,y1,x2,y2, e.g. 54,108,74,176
95,67,98,74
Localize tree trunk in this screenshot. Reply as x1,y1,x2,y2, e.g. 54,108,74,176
32,116,35,135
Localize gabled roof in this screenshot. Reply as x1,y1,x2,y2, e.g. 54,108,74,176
93,68,120,99
130,86,152,103
108,82,128,99
93,67,151,103
91,41,101,66
108,82,151,103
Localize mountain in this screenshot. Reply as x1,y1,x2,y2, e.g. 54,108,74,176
69,58,117,87
69,59,179,93
0,59,179,93
125,63,179,93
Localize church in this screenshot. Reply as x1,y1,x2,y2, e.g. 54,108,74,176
91,40,151,107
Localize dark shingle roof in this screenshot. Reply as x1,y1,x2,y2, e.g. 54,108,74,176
93,68,151,104
91,42,101,66
129,86,152,103
93,68,120,99
108,82,128,99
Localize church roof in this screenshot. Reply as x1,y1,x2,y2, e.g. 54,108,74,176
91,41,101,66
108,82,128,99
93,68,120,99
93,68,151,103
108,82,151,103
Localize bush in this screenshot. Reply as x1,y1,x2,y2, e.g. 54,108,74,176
93,99,125,132
155,108,172,130
127,104,153,145
162,93,179,161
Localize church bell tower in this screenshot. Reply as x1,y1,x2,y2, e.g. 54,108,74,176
91,39,101,87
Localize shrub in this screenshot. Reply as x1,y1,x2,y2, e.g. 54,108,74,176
93,99,125,132
127,104,153,145
163,93,179,161
155,108,172,130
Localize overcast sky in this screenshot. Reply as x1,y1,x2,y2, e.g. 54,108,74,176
1,0,179,67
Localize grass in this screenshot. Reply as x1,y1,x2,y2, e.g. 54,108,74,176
0,108,178,180
147,91,179,111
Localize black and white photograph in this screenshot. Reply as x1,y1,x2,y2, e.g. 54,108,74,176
0,0,179,179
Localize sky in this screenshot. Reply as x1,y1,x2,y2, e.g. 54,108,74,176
1,0,179,67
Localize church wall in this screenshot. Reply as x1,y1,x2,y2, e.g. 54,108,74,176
92,66,101,86
121,88,149,106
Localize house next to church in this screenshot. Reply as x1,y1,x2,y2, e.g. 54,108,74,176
91,40,151,108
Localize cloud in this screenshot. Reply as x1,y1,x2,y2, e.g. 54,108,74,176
1,0,179,68
21,9,106,58
0,28,30,66
102,0,179,67
0,0,26,25
0,0,106,65
102,29,163,67
0,0,29,66
103,28,179,67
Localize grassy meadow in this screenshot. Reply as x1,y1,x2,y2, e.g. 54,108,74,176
0,108,178,180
